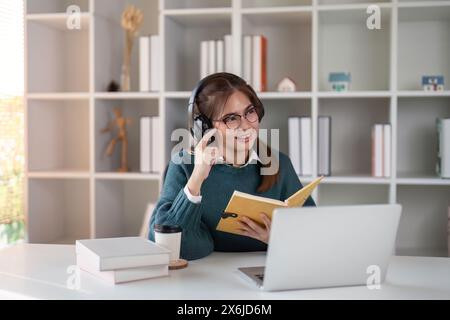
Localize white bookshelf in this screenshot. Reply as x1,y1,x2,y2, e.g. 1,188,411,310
25,0,450,257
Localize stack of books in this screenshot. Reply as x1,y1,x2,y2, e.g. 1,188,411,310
76,237,170,284
288,116,331,176
371,124,391,178
436,118,450,178
243,35,267,92
200,35,233,79
140,116,164,173
139,35,160,92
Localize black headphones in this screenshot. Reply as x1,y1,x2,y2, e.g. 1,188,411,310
188,72,263,150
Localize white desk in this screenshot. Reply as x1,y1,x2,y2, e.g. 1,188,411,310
0,244,449,300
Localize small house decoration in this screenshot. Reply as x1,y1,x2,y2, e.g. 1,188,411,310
422,76,444,91
277,77,297,92
329,72,351,92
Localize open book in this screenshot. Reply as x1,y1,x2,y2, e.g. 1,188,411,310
216,176,323,236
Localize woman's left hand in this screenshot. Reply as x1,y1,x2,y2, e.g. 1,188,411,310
237,213,271,244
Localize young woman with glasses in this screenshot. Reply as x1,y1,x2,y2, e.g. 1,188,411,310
149,73,316,260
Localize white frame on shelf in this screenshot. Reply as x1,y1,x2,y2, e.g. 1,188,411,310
24,0,450,257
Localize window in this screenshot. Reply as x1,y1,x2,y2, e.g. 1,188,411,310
0,0,25,246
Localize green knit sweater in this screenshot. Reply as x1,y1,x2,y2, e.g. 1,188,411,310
148,149,316,260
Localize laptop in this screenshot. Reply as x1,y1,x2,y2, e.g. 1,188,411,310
238,204,402,291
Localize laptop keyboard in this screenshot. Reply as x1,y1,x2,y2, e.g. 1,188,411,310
255,273,264,281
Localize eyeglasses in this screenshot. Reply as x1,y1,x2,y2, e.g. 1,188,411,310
212,106,259,130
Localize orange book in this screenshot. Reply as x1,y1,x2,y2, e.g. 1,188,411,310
261,35,267,92
216,176,324,236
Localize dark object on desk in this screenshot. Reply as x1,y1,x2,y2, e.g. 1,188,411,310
107,80,120,92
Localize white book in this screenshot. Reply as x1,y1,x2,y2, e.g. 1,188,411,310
437,118,450,178
383,124,391,178
77,254,168,284
216,40,224,72
318,116,331,176
208,40,216,75
224,34,233,73
243,35,253,84
150,35,160,92
372,124,383,177
75,237,170,271
252,35,262,92
152,117,164,173
300,117,312,176
140,117,151,173
139,37,150,92
288,117,301,175
200,41,209,79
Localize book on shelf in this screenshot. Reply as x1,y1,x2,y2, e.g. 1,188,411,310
200,35,233,79
252,35,267,92
243,35,252,84
436,118,450,178
371,124,391,178
448,206,450,257
75,237,170,271
288,117,315,176
140,116,164,173
216,39,224,72
208,40,216,75
139,35,160,92
216,176,323,236
318,116,331,176
224,35,233,73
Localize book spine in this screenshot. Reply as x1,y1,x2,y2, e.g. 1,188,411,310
448,206,450,257
383,124,391,178
152,117,164,173
140,117,151,173
243,35,252,84
441,119,450,178
318,116,331,176
252,35,261,92
200,41,209,79
150,35,160,92
216,40,224,73
372,124,383,177
208,40,216,75
261,35,267,92
301,117,312,176
139,37,150,92
288,117,301,175
224,34,233,73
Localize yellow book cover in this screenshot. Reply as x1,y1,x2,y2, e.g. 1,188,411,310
216,176,324,236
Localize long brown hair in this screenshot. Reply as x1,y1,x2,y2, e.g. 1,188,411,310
193,72,280,193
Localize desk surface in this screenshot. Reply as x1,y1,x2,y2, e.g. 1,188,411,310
0,244,449,300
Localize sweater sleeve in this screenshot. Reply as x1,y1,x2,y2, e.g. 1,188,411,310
148,157,214,260
280,153,317,207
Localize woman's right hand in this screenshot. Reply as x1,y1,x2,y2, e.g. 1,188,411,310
187,129,221,196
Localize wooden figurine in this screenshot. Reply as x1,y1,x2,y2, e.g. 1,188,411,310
101,108,132,172
422,76,444,91
329,72,351,92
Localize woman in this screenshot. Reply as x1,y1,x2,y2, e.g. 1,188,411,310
149,72,316,260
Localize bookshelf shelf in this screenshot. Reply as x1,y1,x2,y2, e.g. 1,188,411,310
164,0,232,10
26,0,90,14
28,171,91,179
242,0,312,8
94,92,160,99
24,0,450,257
